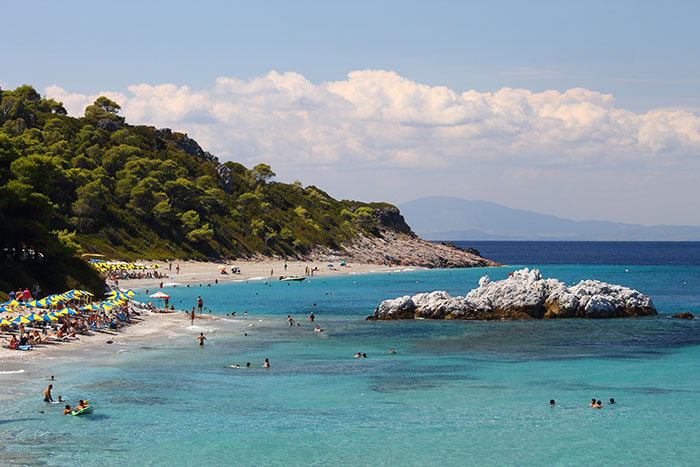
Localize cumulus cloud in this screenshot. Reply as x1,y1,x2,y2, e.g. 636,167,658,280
45,70,700,175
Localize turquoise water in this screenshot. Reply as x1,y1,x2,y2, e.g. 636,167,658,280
2,263,700,466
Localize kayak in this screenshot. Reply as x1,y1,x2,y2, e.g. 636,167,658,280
71,407,93,416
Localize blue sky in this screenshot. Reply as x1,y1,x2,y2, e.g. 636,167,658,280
4,1,700,225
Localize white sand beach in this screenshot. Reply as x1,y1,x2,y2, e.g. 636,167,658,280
116,259,419,289
1,259,419,367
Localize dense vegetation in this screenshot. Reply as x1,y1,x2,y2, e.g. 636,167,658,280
0,85,394,295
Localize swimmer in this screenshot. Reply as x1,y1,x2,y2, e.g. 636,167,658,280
589,398,596,407
197,333,206,346
263,358,270,368
314,326,323,332
609,398,616,404
309,311,314,322
286,315,295,326
246,362,251,368
62,404,72,415
389,348,396,354
354,352,362,358
57,395,65,403
550,400,556,407
594,400,602,408
231,364,240,368
362,353,367,358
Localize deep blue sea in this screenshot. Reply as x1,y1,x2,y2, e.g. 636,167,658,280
2,242,700,466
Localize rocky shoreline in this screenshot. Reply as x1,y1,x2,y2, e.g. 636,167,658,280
303,207,499,268
306,230,498,268
368,268,657,320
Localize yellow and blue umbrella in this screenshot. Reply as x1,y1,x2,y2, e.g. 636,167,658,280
0,318,12,326
41,313,58,322
12,315,32,324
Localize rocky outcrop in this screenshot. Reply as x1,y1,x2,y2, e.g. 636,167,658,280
370,268,657,320
303,206,499,269
156,128,233,193
306,229,499,268
671,312,694,319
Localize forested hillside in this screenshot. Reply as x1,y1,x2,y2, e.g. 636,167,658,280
0,85,395,293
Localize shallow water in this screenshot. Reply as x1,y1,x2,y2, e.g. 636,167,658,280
2,261,700,466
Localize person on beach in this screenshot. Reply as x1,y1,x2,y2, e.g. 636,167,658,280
190,307,195,325
263,358,270,368
197,333,206,346
197,296,203,313
62,405,72,415
43,384,54,402
309,311,314,322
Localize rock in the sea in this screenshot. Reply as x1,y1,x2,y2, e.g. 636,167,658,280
671,312,694,319
370,268,657,321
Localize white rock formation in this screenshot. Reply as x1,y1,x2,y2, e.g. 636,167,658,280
373,268,656,320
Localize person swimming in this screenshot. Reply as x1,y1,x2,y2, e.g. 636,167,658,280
62,404,72,415
263,358,270,368
354,352,362,358
589,398,597,407
197,333,206,346
609,398,616,404
594,400,603,408
550,400,556,407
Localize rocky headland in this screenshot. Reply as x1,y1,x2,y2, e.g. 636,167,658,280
369,268,657,320
305,207,499,268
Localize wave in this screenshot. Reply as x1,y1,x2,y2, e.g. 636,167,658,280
0,369,26,374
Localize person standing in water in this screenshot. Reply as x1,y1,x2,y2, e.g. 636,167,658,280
197,333,206,346
190,307,195,325
309,311,315,322
263,358,270,368
197,296,203,314
43,384,54,402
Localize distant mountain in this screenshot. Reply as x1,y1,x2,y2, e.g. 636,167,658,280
398,196,700,241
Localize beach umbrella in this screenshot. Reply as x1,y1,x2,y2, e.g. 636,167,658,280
12,315,32,324
151,264,160,268
63,309,78,315
28,313,44,321
124,290,137,297
0,318,12,326
41,313,58,322
149,292,170,299
7,299,22,308
327,264,333,268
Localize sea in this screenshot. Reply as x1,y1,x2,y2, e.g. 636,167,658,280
2,241,700,466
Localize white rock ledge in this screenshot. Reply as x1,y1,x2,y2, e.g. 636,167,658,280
369,268,657,320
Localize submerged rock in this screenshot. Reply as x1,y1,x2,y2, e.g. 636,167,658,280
671,312,694,319
369,268,657,321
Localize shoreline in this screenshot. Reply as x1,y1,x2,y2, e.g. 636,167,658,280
115,259,426,290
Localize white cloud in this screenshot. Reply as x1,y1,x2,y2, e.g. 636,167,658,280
44,70,700,224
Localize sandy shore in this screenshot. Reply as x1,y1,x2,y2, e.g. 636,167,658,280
0,309,233,367
1,260,419,367
116,259,420,290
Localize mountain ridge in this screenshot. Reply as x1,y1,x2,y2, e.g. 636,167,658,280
399,196,700,241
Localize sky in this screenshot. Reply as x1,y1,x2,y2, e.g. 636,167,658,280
4,0,700,226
